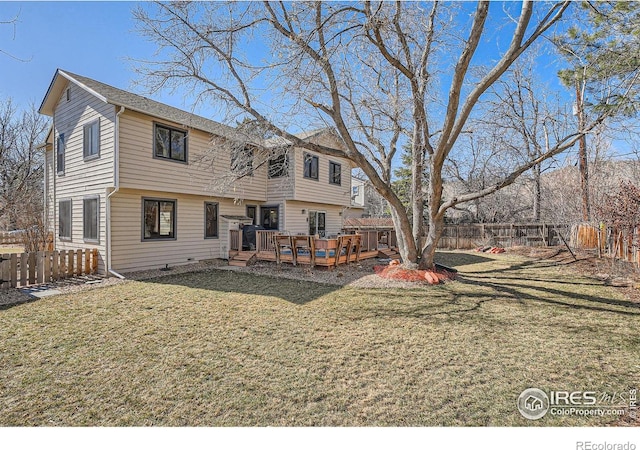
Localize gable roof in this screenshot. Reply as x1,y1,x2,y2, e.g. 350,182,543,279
39,69,239,139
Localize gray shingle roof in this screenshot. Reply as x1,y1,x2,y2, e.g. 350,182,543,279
61,70,240,139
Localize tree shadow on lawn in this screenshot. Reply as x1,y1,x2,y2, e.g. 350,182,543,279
434,251,495,268
350,288,497,320
457,274,640,317
140,268,341,305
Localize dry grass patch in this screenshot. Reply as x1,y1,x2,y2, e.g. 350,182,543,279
1,252,639,426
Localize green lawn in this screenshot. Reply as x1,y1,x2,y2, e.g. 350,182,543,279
1,252,638,426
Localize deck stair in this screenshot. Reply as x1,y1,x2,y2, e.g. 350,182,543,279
377,248,401,260
229,251,257,267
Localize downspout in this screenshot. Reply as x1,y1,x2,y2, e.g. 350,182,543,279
52,117,57,252
43,142,48,248
106,106,126,279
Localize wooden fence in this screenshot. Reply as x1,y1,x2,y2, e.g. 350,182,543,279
0,231,25,246
0,231,54,251
572,223,640,267
0,248,99,289
436,223,568,249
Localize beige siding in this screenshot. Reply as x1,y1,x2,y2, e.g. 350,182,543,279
52,82,115,273
343,206,365,220
265,151,294,231
119,110,267,201
293,145,352,206
110,188,246,272
283,200,344,235
44,149,55,233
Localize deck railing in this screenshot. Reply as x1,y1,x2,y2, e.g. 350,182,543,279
229,229,242,252
357,230,379,252
256,230,278,252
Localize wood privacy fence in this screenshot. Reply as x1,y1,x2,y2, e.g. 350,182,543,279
0,231,25,246
0,231,54,250
0,248,99,289
434,223,568,249
572,223,640,267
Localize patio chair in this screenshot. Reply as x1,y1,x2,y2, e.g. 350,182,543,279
273,234,294,267
291,235,316,268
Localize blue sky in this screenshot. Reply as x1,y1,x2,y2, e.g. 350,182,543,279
0,2,172,112
2,0,624,163
1,1,565,117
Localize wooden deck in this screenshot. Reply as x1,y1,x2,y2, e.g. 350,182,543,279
228,230,398,268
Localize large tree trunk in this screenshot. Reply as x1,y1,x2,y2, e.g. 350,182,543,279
418,165,445,269
411,146,425,249
420,213,444,270
389,206,414,264
575,76,591,221
532,164,542,222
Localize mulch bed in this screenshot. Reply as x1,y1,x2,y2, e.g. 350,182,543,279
373,260,457,284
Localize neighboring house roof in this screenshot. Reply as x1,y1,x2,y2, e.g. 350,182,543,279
343,217,394,229
39,69,241,140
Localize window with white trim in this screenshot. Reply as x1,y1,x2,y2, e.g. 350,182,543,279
57,133,65,175
59,199,72,240
83,119,100,159
83,196,99,242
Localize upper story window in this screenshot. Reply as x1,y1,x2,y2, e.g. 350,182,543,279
57,134,65,175
154,123,187,163
268,154,288,178
303,153,319,180
231,146,254,177
329,161,341,185
83,119,100,159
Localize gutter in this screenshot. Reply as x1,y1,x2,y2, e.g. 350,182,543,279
106,106,126,279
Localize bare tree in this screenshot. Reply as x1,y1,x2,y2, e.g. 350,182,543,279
1,10,30,62
471,56,573,221
134,1,623,269
0,99,49,248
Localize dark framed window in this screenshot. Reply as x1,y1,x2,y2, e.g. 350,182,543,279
329,161,342,185
83,196,99,242
59,199,72,240
154,123,187,163
143,198,176,240
83,119,100,159
57,133,65,175
231,146,254,176
268,154,288,178
261,206,279,230
303,153,319,180
204,202,219,239
246,205,257,225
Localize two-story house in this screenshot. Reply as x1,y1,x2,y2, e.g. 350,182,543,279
39,69,354,275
